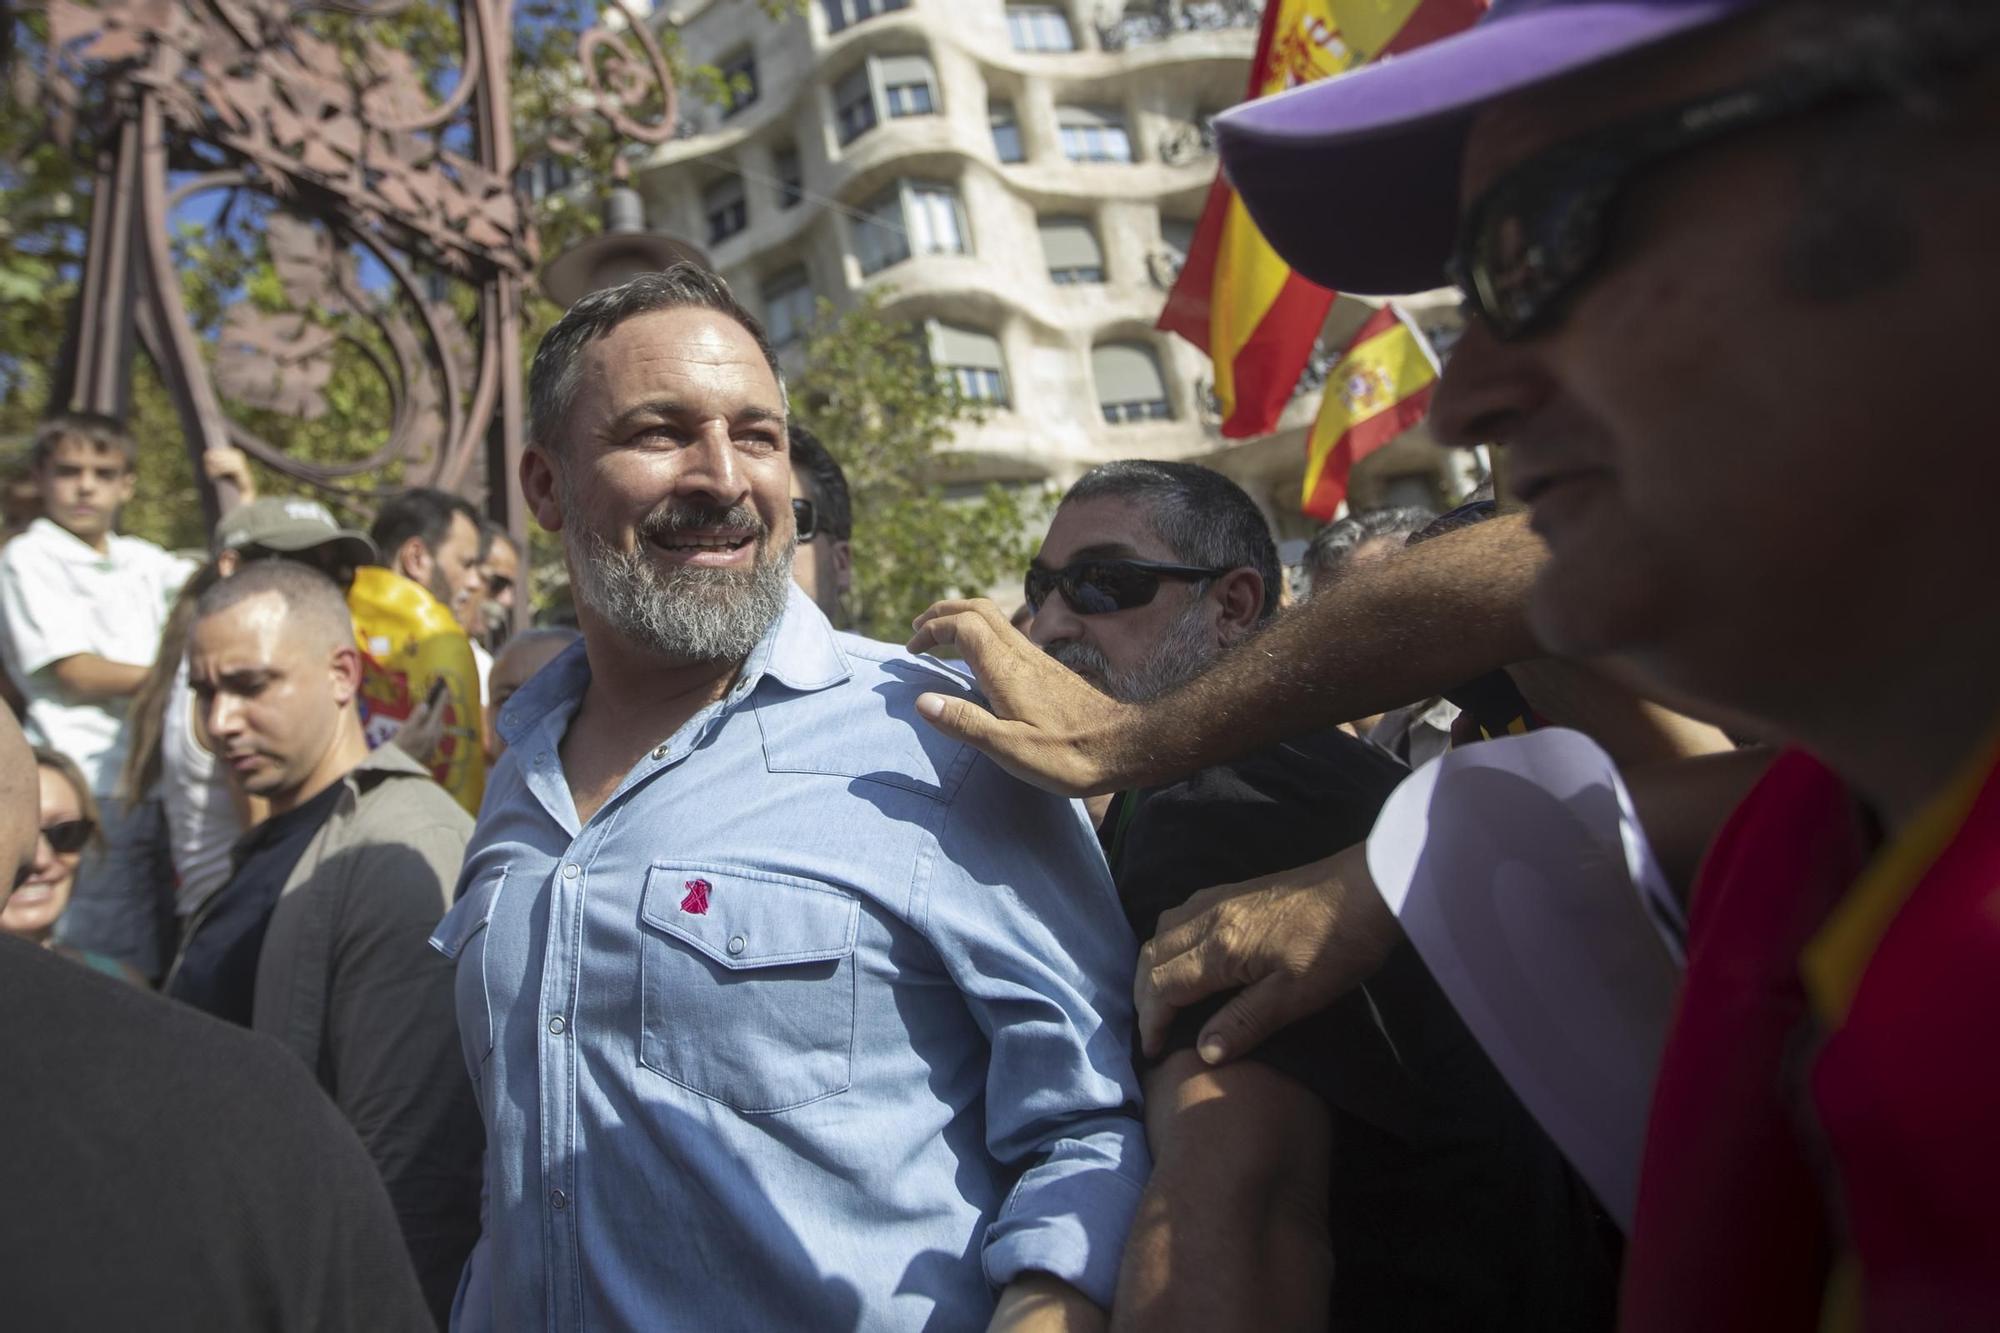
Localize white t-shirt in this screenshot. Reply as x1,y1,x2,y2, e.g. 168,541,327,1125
472,638,493,708
0,518,196,793
162,654,243,916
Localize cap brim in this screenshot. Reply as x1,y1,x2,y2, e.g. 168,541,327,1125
1215,0,1751,296
249,531,379,569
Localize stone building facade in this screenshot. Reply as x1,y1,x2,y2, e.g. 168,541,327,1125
633,0,1475,546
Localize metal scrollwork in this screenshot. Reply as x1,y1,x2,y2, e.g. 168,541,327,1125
20,0,680,568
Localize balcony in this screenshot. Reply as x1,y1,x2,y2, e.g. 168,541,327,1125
1096,0,1263,53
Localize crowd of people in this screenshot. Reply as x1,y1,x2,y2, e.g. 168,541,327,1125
1,0,1995,1327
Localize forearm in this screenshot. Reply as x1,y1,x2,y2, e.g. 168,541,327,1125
1112,1055,1332,1333
1111,513,1545,787
49,652,150,702
990,1274,1106,1333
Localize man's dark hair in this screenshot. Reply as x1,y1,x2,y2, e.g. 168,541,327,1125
527,264,783,459
1303,506,1437,582
194,558,357,651
370,488,482,566
788,424,851,541
30,413,138,473
1062,460,1281,621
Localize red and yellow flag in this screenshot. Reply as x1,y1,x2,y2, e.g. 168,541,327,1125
1158,0,1488,440
1300,305,1438,520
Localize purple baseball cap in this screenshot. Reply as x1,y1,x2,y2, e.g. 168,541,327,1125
1215,0,1771,296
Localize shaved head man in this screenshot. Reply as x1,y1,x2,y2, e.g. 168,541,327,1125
172,561,482,1324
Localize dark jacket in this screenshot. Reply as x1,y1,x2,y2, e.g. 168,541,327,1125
252,744,482,1328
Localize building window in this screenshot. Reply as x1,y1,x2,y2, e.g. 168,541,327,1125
928,322,1009,406
1057,106,1133,163
1094,341,1172,423
762,266,816,347
834,65,878,145
773,144,803,208
1007,3,1075,52
822,0,907,34
702,176,748,245
878,54,939,119
989,101,1024,163
854,180,968,276
1039,216,1104,284
719,48,758,117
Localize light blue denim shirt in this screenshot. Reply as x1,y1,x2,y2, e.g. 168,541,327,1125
432,586,1148,1331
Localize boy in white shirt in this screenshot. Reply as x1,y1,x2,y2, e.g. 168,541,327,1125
0,415,196,973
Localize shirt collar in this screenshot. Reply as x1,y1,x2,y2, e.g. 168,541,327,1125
497,583,851,749
25,516,119,564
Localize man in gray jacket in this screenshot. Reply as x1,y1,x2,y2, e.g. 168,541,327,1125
167,558,481,1327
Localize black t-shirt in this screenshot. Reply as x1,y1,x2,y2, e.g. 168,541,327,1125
170,779,345,1024
1106,727,1620,1332
0,934,434,1331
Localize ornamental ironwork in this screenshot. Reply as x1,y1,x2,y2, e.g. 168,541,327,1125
17,0,681,550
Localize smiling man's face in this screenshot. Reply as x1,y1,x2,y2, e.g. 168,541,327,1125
1429,12,2000,725
533,305,797,665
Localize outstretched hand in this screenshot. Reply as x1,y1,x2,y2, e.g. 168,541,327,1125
907,599,1144,799
1134,842,1401,1065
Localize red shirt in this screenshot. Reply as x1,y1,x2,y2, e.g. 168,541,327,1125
1623,744,2000,1331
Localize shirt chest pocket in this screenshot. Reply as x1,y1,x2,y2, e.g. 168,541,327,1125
431,868,506,1086
637,862,860,1114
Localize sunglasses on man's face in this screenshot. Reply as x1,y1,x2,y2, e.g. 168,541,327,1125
1447,69,1856,341
1024,558,1228,617
792,497,820,542
41,819,94,856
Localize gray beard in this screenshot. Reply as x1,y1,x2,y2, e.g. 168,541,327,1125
564,504,797,665
1044,598,1219,703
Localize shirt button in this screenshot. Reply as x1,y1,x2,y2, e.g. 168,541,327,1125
548,1016,567,1035
538,751,551,765
562,863,579,879
549,1189,567,1211
727,935,746,956
652,744,668,760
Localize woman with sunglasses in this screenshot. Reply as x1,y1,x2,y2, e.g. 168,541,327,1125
2,748,145,984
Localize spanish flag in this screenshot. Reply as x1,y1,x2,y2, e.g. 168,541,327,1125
1300,304,1438,520
1158,0,1488,439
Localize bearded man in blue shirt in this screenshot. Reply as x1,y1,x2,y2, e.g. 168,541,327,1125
432,265,1148,1333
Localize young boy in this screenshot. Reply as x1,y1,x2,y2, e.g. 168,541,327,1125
0,415,198,972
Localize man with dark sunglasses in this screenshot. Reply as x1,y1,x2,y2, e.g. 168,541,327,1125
1031,462,1617,1331
913,0,2000,1326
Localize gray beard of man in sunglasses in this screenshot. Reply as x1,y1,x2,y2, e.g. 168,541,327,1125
1028,466,1275,706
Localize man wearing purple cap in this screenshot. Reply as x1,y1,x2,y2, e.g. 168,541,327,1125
911,1,2000,1328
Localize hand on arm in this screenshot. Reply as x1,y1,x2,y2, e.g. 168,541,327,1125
1136,841,1399,1066
48,652,150,702
1111,1052,1332,1333
910,512,1546,796
989,1274,1107,1333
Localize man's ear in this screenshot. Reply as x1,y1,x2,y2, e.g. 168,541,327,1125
521,448,564,533
113,468,138,507
1212,567,1266,647
396,535,434,585
330,643,364,706
832,539,853,596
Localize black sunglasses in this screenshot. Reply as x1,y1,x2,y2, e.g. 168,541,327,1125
1024,558,1228,616
1447,69,1854,341
42,818,94,855
792,497,819,541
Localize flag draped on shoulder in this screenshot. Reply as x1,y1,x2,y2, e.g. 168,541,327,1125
1300,305,1439,520
1158,0,1488,440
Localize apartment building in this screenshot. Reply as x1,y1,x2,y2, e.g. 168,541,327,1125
633,0,1473,543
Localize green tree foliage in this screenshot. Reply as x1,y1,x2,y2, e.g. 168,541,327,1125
792,291,1045,642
